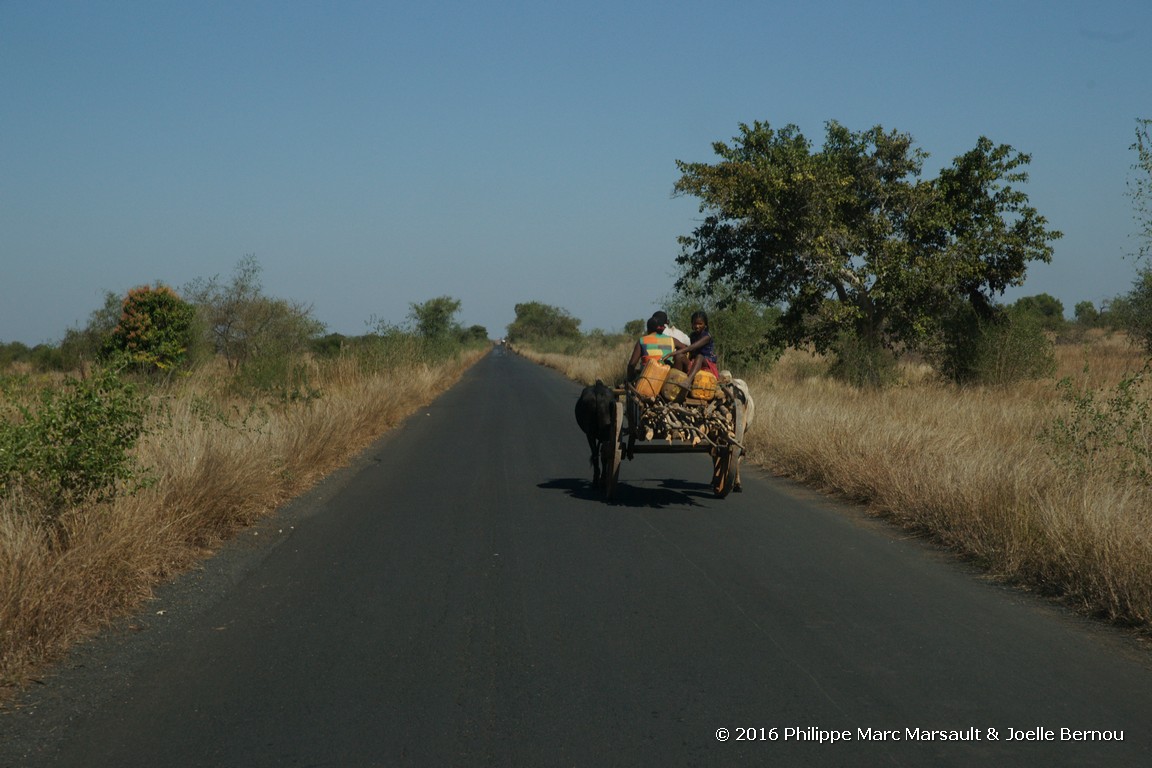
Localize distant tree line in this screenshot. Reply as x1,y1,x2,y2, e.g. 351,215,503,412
0,256,490,394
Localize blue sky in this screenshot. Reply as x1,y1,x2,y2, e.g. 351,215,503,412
2,0,1149,345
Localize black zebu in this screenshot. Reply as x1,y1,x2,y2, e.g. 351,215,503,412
574,380,616,492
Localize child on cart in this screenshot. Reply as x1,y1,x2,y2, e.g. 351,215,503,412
664,311,719,389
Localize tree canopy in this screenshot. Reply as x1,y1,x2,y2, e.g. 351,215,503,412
408,296,462,340
183,255,324,370
673,120,1062,354
505,302,581,342
1009,293,1065,332
105,284,196,371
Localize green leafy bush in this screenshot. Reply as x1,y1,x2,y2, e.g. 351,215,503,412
1041,363,1152,485
828,331,899,389
105,284,197,372
231,353,322,404
1010,293,1066,332
1117,267,1152,354
0,361,148,520
934,304,1055,385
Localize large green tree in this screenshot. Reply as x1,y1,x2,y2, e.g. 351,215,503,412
673,120,1062,354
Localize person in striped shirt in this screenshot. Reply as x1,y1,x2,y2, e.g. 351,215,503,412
627,316,687,381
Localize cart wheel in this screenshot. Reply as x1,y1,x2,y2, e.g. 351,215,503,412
709,444,737,499
625,392,638,460
604,400,624,499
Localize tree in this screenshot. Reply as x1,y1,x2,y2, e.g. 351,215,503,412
505,302,582,343
1102,295,1133,330
1074,301,1100,327
1010,293,1065,332
0,341,31,369
105,283,196,371
1119,119,1152,351
1130,118,1152,262
408,296,462,340
673,120,1062,361
461,325,489,343
54,291,122,370
184,256,323,370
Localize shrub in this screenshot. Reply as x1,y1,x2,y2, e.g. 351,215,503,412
828,331,899,389
53,291,122,371
1010,293,1066,332
230,352,321,403
934,304,1055,385
0,361,148,522
105,284,196,372
184,256,324,371
1041,361,1152,485
1118,266,1152,354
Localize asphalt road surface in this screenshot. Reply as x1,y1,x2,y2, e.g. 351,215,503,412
3,347,1152,767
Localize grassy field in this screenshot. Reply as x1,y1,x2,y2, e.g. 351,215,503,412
0,347,487,698
516,332,1152,633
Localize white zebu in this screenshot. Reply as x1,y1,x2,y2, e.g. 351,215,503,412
719,370,754,491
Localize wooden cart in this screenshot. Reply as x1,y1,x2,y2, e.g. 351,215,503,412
601,379,746,500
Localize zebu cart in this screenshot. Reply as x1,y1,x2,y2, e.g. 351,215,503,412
602,365,746,500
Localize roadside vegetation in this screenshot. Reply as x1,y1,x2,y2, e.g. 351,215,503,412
0,258,489,697
514,116,1152,634
516,317,1152,634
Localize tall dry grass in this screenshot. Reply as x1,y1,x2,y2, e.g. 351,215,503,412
0,349,486,696
510,342,632,387
517,332,1152,630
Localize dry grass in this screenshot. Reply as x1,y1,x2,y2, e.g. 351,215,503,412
0,349,486,696
517,332,1152,630
510,342,632,386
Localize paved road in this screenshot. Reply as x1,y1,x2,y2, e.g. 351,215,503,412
3,347,1151,767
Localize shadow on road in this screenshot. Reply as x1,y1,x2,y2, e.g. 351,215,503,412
538,478,711,508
